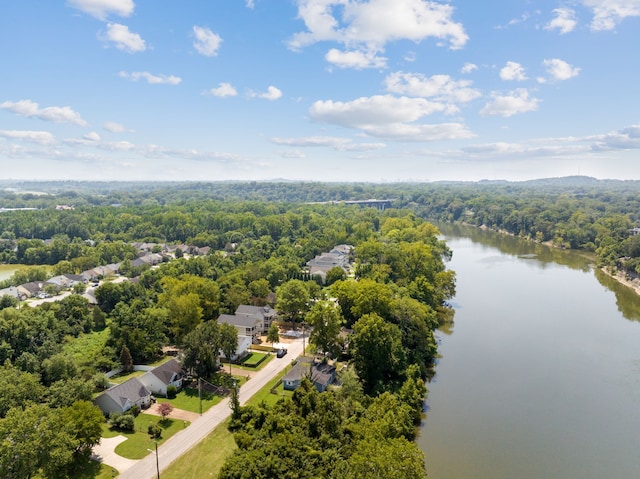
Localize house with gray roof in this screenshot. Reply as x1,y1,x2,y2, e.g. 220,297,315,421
235,304,278,334
282,359,336,392
0,286,26,301
139,358,184,396
218,313,262,343
94,377,152,416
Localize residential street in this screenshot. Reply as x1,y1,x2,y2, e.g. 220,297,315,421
110,337,304,479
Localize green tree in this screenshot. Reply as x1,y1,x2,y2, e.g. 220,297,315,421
182,321,220,379
266,322,280,348
0,363,45,417
306,300,343,358
349,313,406,394
220,322,238,374
276,279,311,324
120,344,133,372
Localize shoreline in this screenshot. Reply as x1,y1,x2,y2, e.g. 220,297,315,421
458,221,640,296
600,267,640,296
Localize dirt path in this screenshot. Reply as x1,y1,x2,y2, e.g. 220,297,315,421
142,403,200,422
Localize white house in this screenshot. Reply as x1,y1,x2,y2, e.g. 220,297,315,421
139,358,184,396
220,335,252,362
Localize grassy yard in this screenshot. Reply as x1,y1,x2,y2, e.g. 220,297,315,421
161,366,296,478
159,387,223,413
161,418,237,479
107,370,145,384
245,365,295,407
102,414,188,460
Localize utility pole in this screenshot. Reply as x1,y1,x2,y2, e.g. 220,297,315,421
154,441,159,479
147,443,160,479
198,376,202,416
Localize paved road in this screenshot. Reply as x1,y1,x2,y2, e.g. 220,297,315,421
115,337,304,479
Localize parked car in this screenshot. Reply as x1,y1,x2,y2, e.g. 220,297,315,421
276,348,287,358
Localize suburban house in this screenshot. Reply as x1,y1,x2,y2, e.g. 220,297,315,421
306,244,354,283
94,377,152,416
220,334,252,362
17,281,45,298
131,253,163,268
81,264,120,281
218,313,262,343
282,359,337,392
139,358,184,396
0,286,26,301
235,304,278,334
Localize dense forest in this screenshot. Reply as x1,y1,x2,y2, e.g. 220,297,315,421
0,183,456,478
1,177,639,477
2,176,640,272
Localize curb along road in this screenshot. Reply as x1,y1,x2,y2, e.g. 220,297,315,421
115,337,304,479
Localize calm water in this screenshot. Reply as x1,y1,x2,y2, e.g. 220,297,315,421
0,264,24,282
419,224,640,479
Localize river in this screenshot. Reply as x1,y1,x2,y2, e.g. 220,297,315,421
419,224,640,478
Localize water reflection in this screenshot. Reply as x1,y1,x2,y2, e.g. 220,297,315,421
593,268,640,321
437,222,594,271
437,222,640,322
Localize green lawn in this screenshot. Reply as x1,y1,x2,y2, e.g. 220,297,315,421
159,388,223,413
103,414,188,460
241,351,268,367
246,365,295,407
161,418,237,479
108,370,145,384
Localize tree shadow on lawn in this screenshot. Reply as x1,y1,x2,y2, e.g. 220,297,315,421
112,417,182,459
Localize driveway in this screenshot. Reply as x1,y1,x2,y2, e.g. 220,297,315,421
91,435,138,474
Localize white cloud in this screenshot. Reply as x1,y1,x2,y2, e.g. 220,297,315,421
271,136,352,148
83,131,101,141
500,61,527,81
289,0,468,69
461,62,477,74
582,0,640,31
206,82,238,97
310,95,446,126
384,72,481,104
271,135,385,151
362,122,474,142
545,8,578,34
309,94,474,141
103,121,133,133
325,48,387,69
590,124,640,150
67,0,134,20
65,137,136,151
119,71,182,85
102,23,146,53
0,129,56,145
0,99,87,126
249,86,282,100
192,26,222,57
246,0,255,8
480,89,540,117
543,58,581,80
279,149,306,159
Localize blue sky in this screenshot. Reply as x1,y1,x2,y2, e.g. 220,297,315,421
1,0,640,182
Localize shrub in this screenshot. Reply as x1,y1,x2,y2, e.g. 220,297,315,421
108,412,135,431
166,385,177,399
148,422,162,439
129,404,141,417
